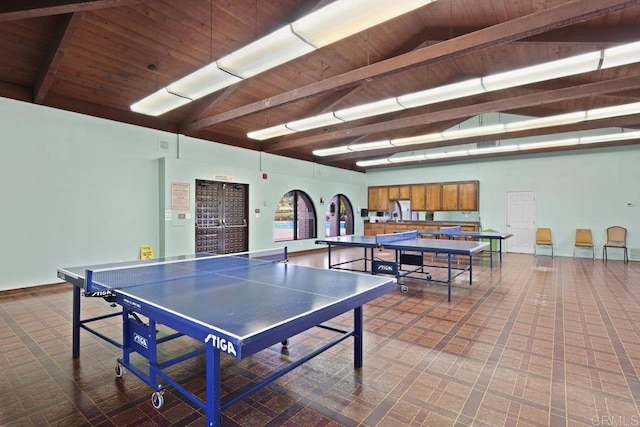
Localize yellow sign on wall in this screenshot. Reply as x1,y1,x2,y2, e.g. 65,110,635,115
140,245,154,259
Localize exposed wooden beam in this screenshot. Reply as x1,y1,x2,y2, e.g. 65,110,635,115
0,0,151,21
266,76,640,152
182,0,640,133
34,12,84,104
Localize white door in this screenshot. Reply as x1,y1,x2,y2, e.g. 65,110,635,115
506,191,536,254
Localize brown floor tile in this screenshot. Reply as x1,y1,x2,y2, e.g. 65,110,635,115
2,251,640,426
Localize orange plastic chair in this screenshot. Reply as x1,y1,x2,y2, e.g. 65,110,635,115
574,229,594,260
534,228,553,257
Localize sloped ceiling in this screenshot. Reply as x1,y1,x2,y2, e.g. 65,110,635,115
2,0,640,170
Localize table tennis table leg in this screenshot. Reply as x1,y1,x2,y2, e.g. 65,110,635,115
354,306,363,368
206,343,222,427
489,239,494,268
327,244,333,269
72,285,81,358
447,255,452,302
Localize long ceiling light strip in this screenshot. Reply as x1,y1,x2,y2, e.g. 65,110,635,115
130,0,435,116
251,40,640,140
312,101,640,156
356,130,640,167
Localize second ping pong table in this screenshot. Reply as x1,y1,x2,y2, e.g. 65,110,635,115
315,230,489,301
57,249,395,427
418,226,512,267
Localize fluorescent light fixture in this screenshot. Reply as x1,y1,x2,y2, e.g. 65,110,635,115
287,112,344,131
357,129,640,168
388,153,426,163
425,150,468,159
482,52,602,92
579,130,640,144
356,158,392,167
321,101,640,155
506,111,587,132
442,123,506,139
518,138,580,150
313,146,351,156
247,39,640,139
247,124,294,140
130,88,191,116
334,98,405,121
293,0,434,48
134,1,437,116
397,78,485,108
349,140,392,151
601,41,640,69
167,62,242,99
586,102,640,121
314,140,392,156
391,133,444,146
467,145,518,155
218,25,315,78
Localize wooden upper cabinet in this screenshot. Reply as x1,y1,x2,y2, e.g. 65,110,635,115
368,180,478,212
399,185,410,199
376,187,389,211
425,184,442,211
388,186,399,200
410,184,426,210
458,181,479,211
389,185,410,200
441,183,459,210
367,187,378,210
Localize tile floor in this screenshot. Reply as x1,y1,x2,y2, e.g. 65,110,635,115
1,248,640,426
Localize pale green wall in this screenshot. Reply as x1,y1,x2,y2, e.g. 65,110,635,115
365,147,640,258
2,96,639,290
159,139,367,257
0,97,366,290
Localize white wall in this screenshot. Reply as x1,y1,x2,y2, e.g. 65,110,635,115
365,148,640,258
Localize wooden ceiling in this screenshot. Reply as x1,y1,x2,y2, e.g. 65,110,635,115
2,0,640,171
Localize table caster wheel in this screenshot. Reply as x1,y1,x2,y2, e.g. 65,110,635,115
114,363,125,378
426,274,432,280
151,390,165,409
281,339,289,346
400,285,408,293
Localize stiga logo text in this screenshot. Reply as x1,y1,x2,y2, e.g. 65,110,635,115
133,332,148,349
205,333,237,356
376,265,394,271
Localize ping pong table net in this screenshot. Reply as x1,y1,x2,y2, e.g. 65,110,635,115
375,230,419,245
84,248,288,293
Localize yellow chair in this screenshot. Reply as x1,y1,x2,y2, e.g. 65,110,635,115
535,227,553,257
574,229,594,260
603,226,628,263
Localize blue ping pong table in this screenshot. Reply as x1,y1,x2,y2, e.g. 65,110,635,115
418,226,513,267
57,249,395,427
315,230,489,301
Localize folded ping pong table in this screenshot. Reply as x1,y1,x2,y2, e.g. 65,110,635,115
57,249,395,427
315,230,489,301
